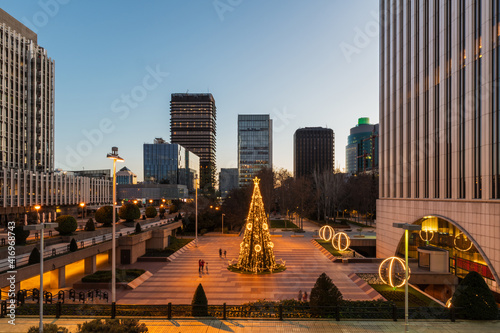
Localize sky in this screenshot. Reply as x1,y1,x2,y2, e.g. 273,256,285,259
2,0,379,182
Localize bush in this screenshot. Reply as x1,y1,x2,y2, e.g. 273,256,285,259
69,238,78,252
84,218,96,231
135,223,142,234
191,283,208,316
95,206,118,227
77,319,148,333
55,215,77,235
14,226,29,245
28,323,68,333
159,207,166,215
451,271,498,320
145,206,157,218
28,247,40,265
310,272,343,316
119,203,141,222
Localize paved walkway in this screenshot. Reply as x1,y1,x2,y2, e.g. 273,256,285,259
1,318,500,332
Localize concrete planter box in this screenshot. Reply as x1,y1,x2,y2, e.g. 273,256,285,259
73,271,152,290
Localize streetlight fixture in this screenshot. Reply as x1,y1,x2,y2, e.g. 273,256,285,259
107,147,124,308
79,202,85,226
221,213,225,235
393,223,421,333
25,206,57,333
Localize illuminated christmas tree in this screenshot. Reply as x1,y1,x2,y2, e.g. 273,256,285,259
230,177,286,274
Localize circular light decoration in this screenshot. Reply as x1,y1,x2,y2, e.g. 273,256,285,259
255,244,262,252
263,223,268,230
378,257,410,288
331,232,350,252
319,225,335,241
246,223,253,231
419,230,434,242
240,242,245,248
454,232,473,252
445,298,452,308
268,242,274,248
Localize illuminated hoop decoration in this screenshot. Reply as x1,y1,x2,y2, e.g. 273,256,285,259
378,257,410,289
445,298,452,308
263,223,269,230
246,223,253,231
255,244,262,252
319,225,335,241
268,242,274,249
419,230,434,242
454,232,473,252
331,232,350,252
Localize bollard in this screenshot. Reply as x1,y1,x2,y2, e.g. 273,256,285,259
79,291,85,303
52,248,56,256
92,238,96,245
69,289,76,302
80,241,84,249
56,301,62,318
35,232,38,240
16,290,24,306
49,230,52,237
103,291,109,303
32,288,39,302
278,304,283,321
1,238,5,246
223,303,227,320
87,290,94,302
95,289,102,300
167,302,172,319
44,291,52,304
103,235,106,241
58,290,65,304
0,301,6,318
66,244,70,252
111,302,116,319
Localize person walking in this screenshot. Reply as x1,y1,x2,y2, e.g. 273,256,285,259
224,250,227,258
198,259,202,273
219,248,222,258
201,259,205,273
205,262,208,274
298,290,303,301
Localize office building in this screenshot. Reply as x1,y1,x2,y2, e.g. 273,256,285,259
117,183,188,202
143,138,199,191
238,114,272,187
116,167,137,185
70,169,111,180
219,168,238,197
378,0,500,296
170,93,216,190
293,127,334,178
345,118,379,175
0,10,111,222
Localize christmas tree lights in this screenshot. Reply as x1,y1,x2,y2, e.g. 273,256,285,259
229,177,286,274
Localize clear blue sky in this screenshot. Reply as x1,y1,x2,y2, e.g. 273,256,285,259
3,0,379,181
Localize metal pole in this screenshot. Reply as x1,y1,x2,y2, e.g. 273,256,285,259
112,158,116,304
195,181,198,247
405,229,409,332
221,214,224,235
39,217,43,333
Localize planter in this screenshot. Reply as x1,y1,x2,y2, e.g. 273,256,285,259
73,271,152,290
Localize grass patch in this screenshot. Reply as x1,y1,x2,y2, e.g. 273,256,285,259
338,219,375,228
144,237,193,257
270,220,298,229
82,269,145,283
315,240,344,256
370,284,441,307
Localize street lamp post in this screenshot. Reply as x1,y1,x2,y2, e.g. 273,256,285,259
393,223,421,333
25,206,57,333
107,147,124,308
195,175,198,247
79,202,85,226
221,213,225,235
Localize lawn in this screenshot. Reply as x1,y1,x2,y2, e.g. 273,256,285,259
82,269,145,283
270,219,298,229
370,284,441,307
143,237,193,257
315,239,343,256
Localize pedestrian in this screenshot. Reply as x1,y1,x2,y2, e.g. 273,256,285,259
201,259,205,273
224,250,227,258
198,259,202,273
219,248,222,258
303,291,308,302
298,290,303,301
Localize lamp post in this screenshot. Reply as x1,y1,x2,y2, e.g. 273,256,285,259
393,223,421,333
195,175,198,247
79,202,85,225
26,207,57,333
221,213,225,235
107,147,124,308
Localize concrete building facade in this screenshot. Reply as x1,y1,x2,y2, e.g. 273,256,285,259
345,118,379,175
378,0,500,295
116,166,137,185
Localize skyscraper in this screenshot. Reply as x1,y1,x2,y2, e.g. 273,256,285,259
293,127,334,178
0,8,54,172
345,118,378,175
170,93,216,190
238,114,272,187
378,0,500,296
219,168,238,197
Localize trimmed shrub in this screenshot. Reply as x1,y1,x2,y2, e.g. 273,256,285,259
69,238,78,252
76,319,148,333
119,203,141,222
191,283,208,316
145,206,157,218
14,226,29,245
84,218,96,231
95,206,118,227
159,207,166,215
310,272,343,316
28,324,68,333
55,215,77,235
28,247,40,265
135,223,142,234
451,271,498,320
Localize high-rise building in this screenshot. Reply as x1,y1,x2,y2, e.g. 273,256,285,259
293,127,334,178
116,167,137,185
345,118,378,175
0,9,111,222
0,9,54,172
219,168,238,197
170,93,216,190
143,138,199,191
378,1,500,296
238,114,272,187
